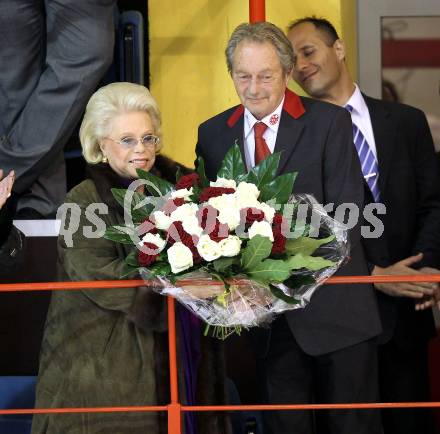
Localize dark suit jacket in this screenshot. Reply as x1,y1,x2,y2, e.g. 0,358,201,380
196,89,382,356
362,95,440,347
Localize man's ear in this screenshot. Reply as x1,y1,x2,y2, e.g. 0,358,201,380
334,39,346,61
284,69,293,86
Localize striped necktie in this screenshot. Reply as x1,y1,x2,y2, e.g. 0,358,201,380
345,105,380,202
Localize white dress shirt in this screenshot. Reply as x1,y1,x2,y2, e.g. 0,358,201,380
243,97,284,169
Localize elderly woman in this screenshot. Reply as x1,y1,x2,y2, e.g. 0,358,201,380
32,83,230,434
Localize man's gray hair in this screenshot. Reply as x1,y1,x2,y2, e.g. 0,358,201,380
225,22,294,75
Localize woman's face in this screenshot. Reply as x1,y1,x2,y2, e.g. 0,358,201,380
100,110,157,179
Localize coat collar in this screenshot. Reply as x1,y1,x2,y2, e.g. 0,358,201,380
86,163,126,214
226,88,305,127
85,156,183,214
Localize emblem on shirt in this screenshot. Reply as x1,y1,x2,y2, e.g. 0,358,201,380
269,114,279,125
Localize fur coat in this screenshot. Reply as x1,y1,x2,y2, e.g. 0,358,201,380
32,160,231,434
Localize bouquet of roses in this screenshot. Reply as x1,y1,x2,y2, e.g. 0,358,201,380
105,144,349,338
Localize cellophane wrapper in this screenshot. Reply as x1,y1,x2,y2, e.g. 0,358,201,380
140,194,349,332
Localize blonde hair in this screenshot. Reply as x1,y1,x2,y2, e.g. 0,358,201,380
80,82,162,164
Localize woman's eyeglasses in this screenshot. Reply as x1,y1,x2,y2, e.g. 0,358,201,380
107,134,160,149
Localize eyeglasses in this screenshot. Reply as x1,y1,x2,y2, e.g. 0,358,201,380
106,134,160,149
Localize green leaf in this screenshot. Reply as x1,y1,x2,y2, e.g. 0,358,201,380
175,166,184,184
259,172,297,203
247,259,291,283
111,188,129,209
120,263,140,279
285,235,335,256
269,285,300,305
131,196,156,223
125,250,140,267
285,253,335,271
104,225,137,245
241,235,273,270
136,169,174,196
283,274,316,289
147,261,172,277
246,152,281,189
195,156,210,188
217,143,246,181
212,257,239,274
111,188,155,224
189,185,202,202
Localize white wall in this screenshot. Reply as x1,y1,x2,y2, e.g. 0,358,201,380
357,0,440,98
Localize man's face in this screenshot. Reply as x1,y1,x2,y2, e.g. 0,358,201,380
287,22,344,99
231,41,289,120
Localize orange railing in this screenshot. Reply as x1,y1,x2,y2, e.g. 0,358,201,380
1,275,440,434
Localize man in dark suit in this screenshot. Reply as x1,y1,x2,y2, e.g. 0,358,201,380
287,17,440,434
196,21,382,434
0,0,115,218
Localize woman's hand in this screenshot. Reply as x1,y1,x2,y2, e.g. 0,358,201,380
0,169,14,210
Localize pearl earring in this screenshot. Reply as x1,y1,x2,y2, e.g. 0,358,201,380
102,155,108,163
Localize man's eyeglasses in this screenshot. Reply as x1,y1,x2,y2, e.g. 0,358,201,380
107,134,160,149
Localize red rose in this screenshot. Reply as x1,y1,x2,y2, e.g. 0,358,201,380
208,220,229,242
272,213,289,236
197,205,219,230
241,207,265,227
271,234,286,255
166,221,192,246
138,242,160,266
271,213,287,254
137,218,158,235
199,187,235,202
166,221,202,263
162,198,185,215
188,244,203,264
175,173,199,190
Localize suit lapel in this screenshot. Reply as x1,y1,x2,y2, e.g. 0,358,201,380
274,112,305,174
226,105,246,166
275,89,306,174
364,95,396,193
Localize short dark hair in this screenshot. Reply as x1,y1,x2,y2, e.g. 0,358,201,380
287,16,339,47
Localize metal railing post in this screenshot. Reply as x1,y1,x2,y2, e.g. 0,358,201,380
167,296,182,434
249,0,265,23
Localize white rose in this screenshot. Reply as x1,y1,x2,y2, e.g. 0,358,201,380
236,182,260,209
219,235,242,257
170,203,199,222
167,242,194,273
196,235,221,262
207,193,236,210
182,215,203,237
255,201,276,224
171,187,193,201
210,177,237,189
236,182,260,199
248,220,274,241
236,194,259,209
218,207,241,230
151,211,172,230
138,232,166,251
